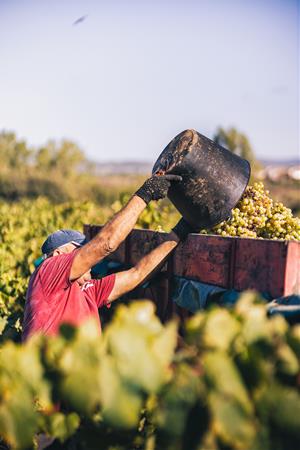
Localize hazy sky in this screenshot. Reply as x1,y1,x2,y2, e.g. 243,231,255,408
0,0,299,162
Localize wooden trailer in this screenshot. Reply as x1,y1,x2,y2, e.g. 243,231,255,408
84,225,300,322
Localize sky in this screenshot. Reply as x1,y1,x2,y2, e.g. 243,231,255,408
0,0,299,163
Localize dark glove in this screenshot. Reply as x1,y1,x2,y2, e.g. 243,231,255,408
172,218,198,241
135,174,182,204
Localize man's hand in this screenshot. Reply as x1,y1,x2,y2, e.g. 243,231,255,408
172,218,198,241
135,174,182,205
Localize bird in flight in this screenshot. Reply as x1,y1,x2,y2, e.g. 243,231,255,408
73,15,88,26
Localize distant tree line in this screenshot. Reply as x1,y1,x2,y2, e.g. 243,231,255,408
0,131,90,176
0,130,144,203
0,127,261,203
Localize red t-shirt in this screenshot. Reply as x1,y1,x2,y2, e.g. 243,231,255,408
22,250,115,341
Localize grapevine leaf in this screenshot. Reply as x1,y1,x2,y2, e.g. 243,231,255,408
203,351,253,414
99,356,143,428
209,391,256,449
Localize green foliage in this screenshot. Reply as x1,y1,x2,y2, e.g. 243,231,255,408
0,198,110,340
0,131,32,170
0,297,299,449
35,139,85,176
0,130,144,203
0,171,72,202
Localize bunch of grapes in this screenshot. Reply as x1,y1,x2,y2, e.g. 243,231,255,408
203,182,300,240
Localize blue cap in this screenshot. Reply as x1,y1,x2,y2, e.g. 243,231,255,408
41,229,86,255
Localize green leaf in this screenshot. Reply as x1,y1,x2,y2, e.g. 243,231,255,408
209,392,256,449
276,343,299,375
256,384,300,439
155,364,204,438
202,309,240,351
0,340,51,408
47,412,80,442
106,322,169,393
0,386,38,450
99,356,143,428
57,320,103,415
0,316,7,335
203,351,253,414
151,321,177,368
104,302,177,393
59,344,102,415
185,312,206,345
288,324,300,356
240,305,270,344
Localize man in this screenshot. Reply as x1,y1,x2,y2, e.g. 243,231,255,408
22,175,195,340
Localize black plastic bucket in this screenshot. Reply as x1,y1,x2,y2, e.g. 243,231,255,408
152,129,251,229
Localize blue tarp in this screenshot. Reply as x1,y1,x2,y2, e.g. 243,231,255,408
171,276,300,323
171,276,227,312
171,276,272,311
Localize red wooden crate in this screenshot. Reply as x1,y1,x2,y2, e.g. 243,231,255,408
172,234,232,287
84,225,300,299
233,238,298,296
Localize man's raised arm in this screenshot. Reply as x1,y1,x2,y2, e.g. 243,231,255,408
70,175,181,280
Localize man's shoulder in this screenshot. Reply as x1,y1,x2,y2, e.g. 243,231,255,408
39,252,75,273
28,251,78,296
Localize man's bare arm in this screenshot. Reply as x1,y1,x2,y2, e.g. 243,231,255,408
107,231,180,301
70,195,146,280
70,174,182,281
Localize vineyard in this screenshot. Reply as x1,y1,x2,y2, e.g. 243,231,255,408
0,186,300,449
